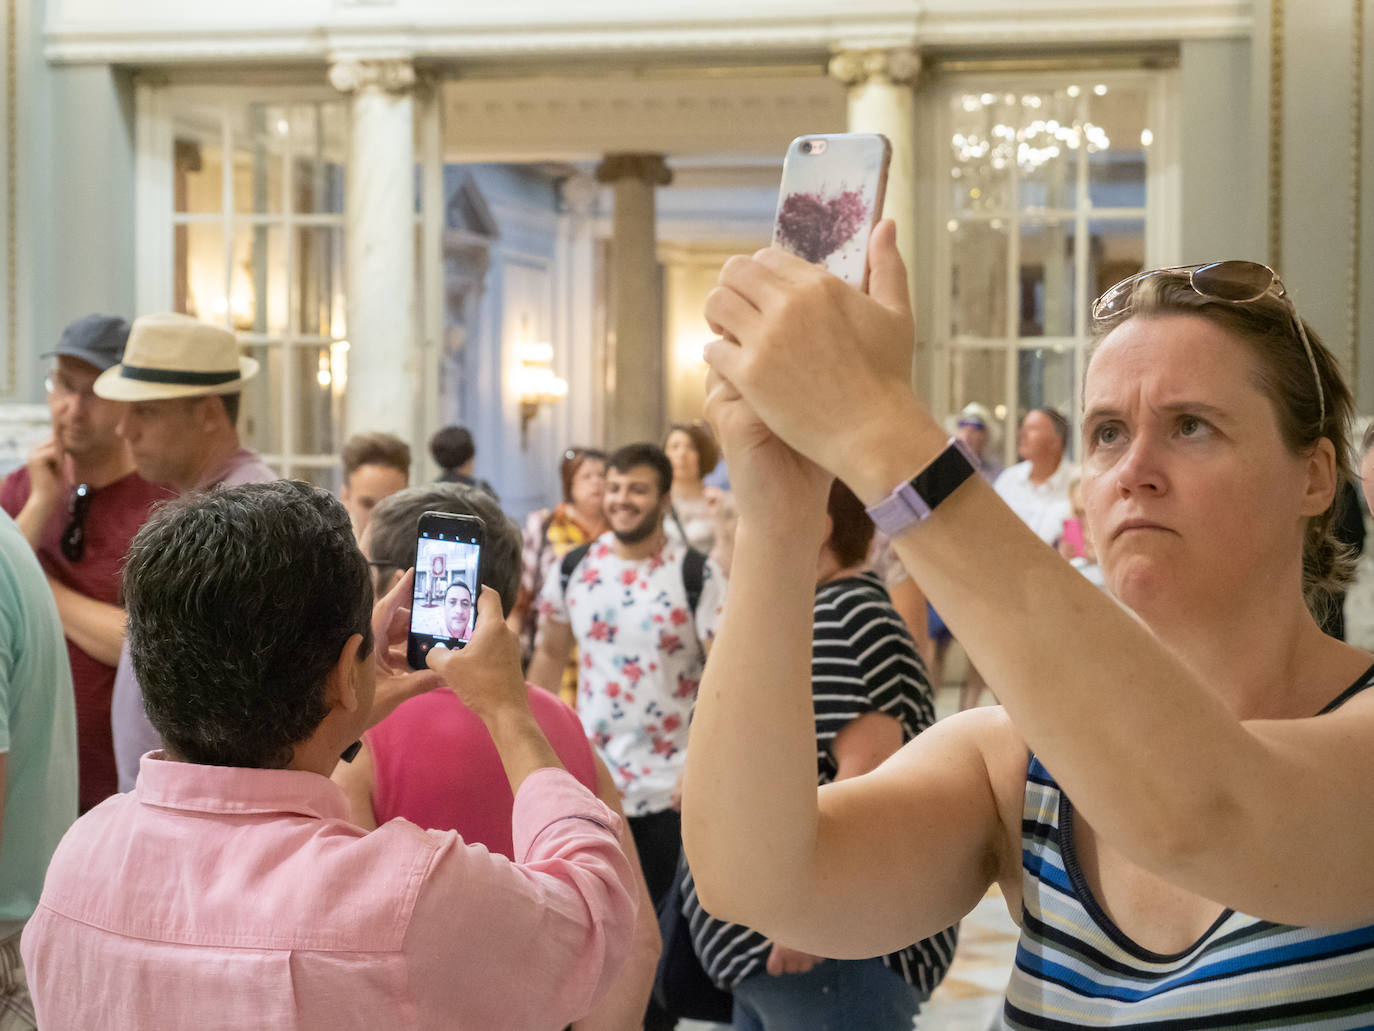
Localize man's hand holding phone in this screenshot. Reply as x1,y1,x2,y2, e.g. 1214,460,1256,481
365,567,444,730
427,587,565,792
425,586,531,724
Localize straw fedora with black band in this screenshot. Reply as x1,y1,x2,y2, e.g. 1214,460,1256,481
93,313,259,403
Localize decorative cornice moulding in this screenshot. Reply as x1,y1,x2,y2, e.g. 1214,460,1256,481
45,1,1251,65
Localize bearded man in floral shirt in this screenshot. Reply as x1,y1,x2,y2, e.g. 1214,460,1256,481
529,441,724,1031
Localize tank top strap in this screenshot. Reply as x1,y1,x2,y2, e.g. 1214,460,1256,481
1317,660,1374,715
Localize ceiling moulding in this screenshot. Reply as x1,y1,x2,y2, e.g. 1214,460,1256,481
44,1,1251,65
441,75,845,163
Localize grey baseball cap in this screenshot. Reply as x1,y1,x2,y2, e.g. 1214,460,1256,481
41,314,132,372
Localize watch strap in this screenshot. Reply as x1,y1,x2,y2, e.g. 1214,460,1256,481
865,437,979,536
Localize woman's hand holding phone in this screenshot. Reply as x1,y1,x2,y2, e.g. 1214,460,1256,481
704,220,934,500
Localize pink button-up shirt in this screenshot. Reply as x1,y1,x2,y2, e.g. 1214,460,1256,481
22,756,636,1030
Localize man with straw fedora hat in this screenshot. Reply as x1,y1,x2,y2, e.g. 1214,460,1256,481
94,312,278,792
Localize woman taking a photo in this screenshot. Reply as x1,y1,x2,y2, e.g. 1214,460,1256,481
685,223,1374,1028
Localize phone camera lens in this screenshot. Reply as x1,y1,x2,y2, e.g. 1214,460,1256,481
800,140,813,154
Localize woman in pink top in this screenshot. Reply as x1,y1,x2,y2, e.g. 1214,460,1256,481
338,482,663,1031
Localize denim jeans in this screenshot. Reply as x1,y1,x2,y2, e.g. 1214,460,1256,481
731,956,921,1031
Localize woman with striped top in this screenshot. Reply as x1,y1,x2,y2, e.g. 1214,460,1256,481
682,481,956,1029
684,223,1374,1029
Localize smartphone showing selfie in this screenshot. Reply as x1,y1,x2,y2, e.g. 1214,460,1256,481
406,511,485,670
773,133,892,288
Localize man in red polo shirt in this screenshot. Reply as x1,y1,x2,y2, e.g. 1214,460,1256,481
0,315,172,811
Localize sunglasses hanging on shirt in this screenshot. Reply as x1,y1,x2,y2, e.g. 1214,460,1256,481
60,482,92,562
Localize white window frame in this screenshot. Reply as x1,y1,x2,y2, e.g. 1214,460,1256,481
134,81,349,481
927,66,1180,467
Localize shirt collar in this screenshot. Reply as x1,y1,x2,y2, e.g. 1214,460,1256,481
194,448,258,490
135,752,351,822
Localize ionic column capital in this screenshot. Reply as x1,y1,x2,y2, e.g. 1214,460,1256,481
828,47,922,89
595,153,673,188
558,172,601,216
329,57,417,95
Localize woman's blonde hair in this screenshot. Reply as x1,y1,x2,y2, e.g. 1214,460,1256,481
1090,272,1355,620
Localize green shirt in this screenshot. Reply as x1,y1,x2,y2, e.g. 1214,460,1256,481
0,510,76,925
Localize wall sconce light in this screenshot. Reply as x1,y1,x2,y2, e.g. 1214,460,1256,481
515,338,568,447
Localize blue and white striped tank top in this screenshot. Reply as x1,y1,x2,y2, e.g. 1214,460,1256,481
1005,666,1374,1029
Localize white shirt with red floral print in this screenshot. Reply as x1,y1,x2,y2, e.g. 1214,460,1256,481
537,532,725,816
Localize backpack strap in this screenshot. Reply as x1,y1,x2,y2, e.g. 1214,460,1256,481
668,505,689,545
681,546,707,621
559,541,595,600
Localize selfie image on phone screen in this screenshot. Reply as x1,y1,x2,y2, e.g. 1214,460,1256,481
773,133,892,286
407,512,484,669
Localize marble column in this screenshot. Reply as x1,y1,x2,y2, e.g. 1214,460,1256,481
595,153,672,447
329,57,418,446
829,47,922,312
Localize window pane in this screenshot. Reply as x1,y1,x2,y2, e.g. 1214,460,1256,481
178,224,225,323
1088,218,1147,309
239,343,282,457
949,220,1009,338
948,346,1010,444
949,92,1017,213
294,227,347,337
1087,85,1150,210
1019,219,1078,337
1017,89,1080,212
231,104,286,215
292,103,348,215
295,345,341,458
1017,346,1079,458
173,111,223,215
230,224,287,336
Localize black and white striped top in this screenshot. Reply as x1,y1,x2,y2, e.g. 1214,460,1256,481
682,572,958,992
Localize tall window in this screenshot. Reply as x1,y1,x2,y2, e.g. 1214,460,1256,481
935,72,1166,466
169,95,349,487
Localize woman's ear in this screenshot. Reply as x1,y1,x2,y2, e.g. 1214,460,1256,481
1301,437,1338,517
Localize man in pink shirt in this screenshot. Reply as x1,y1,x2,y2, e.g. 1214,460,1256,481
21,481,637,1030
337,483,662,1030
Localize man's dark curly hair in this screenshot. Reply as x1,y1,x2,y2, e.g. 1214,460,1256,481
123,480,374,770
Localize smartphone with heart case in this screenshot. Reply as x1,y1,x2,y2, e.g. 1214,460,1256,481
772,133,892,288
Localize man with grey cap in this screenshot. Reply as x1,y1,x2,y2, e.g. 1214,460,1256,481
0,315,172,811
94,312,277,792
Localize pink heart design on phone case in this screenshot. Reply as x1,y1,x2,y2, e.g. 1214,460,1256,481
775,189,869,264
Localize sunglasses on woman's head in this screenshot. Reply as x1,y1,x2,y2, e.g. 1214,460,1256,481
1091,260,1324,427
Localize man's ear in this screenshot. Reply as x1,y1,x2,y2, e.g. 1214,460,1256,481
325,632,367,714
